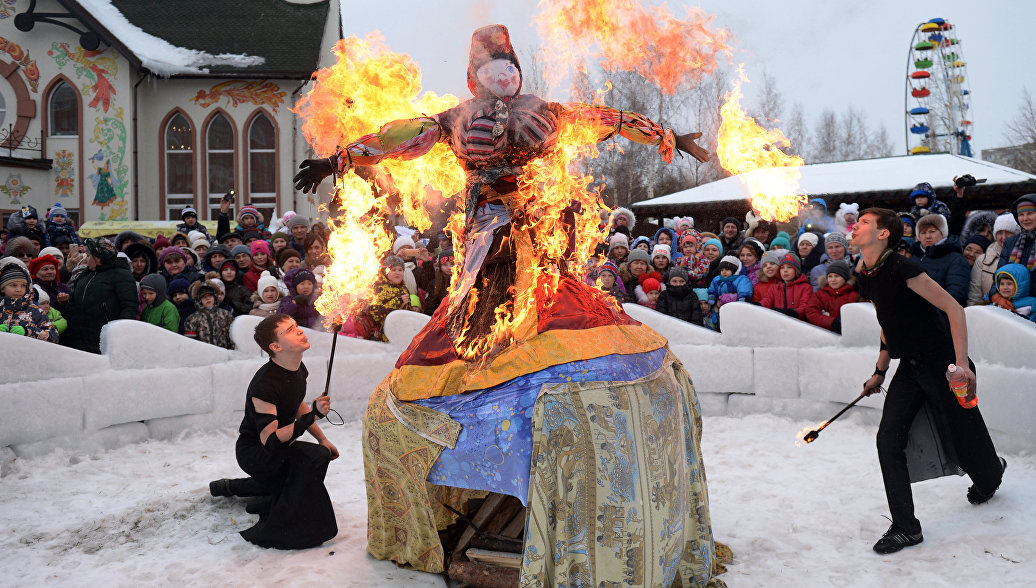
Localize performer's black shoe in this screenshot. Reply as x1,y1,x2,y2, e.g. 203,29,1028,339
873,525,923,554
968,456,1007,505
209,478,233,497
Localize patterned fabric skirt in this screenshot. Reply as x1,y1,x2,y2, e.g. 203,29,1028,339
361,351,721,586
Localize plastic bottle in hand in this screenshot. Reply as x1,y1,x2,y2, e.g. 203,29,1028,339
946,364,977,408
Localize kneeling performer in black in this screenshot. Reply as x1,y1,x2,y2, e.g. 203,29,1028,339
209,313,339,549
853,208,1004,555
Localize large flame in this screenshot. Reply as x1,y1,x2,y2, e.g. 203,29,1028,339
534,0,732,95
295,35,466,321
716,69,807,222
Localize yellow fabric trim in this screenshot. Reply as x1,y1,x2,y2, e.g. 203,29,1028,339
388,323,668,401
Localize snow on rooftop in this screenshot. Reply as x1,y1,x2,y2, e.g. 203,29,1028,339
79,0,265,77
634,153,1036,208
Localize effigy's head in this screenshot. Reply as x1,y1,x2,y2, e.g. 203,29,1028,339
467,24,522,99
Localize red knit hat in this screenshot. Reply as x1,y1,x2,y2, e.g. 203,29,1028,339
154,234,171,249
28,254,61,281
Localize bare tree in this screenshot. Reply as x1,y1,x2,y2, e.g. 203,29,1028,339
751,71,784,130
783,101,810,158
1003,87,1036,173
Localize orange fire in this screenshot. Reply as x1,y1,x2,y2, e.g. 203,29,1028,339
534,0,732,95
295,34,465,321
716,68,807,222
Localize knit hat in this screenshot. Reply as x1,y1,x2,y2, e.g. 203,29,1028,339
1012,194,1036,223
286,267,316,291
28,254,61,279
651,244,671,261
184,230,204,243
825,232,849,251
38,246,64,262
3,236,35,259
181,205,198,220
153,235,171,249
288,215,310,230
231,244,252,258
219,258,239,275
608,233,629,253
158,246,186,266
167,277,190,297
667,265,689,284
769,236,791,250
778,252,802,274
219,231,243,244
916,213,948,237
678,230,700,249
249,240,271,256
393,235,416,254
826,259,852,282
238,204,263,225
140,273,168,304
241,228,263,244
964,234,991,252
18,205,38,220
191,238,210,252
47,203,69,220
720,216,740,231
626,248,650,265
0,259,29,289
898,212,917,227
718,255,742,274
798,232,819,247
271,231,290,243
276,247,301,266
761,250,782,266
437,247,455,265
599,260,620,280
257,270,279,294
640,276,661,293
32,284,49,305
702,238,722,252
909,182,935,203
993,212,1021,236
674,216,694,233
382,254,405,269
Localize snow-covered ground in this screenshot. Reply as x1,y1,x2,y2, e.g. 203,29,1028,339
1,413,1032,587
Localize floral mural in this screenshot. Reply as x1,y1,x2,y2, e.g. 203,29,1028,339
190,80,286,113
0,36,40,93
0,172,30,204
48,42,117,112
53,150,75,198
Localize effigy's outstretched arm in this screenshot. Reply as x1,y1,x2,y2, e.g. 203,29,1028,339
294,117,442,193
560,103,709,164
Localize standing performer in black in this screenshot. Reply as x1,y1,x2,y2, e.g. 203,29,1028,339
209,313,339,549
852,208,1005,554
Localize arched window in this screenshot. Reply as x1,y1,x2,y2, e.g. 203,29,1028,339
0,92,6,128
164,113,194,220
247,113,276,222
206,113,235,219
48,81,78,136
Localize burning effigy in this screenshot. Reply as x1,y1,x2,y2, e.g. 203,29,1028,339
295,9,743,585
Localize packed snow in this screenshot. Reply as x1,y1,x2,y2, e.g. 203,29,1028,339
1,411,1032,586
79,0,265,76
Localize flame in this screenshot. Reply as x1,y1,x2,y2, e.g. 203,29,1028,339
716,68,807,222
534,0,732,95
795,421,829,447
295,34,466,321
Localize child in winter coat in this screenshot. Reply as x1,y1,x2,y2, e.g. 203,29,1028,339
45,203,80,247
168,278,195,333
761,252,814,320
361,255,412,341
279,267,321,329
676,231,710,283
651,244,672,275
249,271,284,318
987,263,1036,322
805,260,859,333
636,273,662,310
752,251,781,304
216,261,254,316
704,256,753,331
31,285,66,334
176,205,211,239
596,260,624,302
182,279,234,348
139,273,180,332
242,239,273,292
233,205,272,241
0,258,59,342
657,266,702,325
607,233,630,266
631,236,652,253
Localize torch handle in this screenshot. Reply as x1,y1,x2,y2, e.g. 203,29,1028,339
823,391,869,427
322,322,343,398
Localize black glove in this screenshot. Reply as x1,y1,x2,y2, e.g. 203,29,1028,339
293,157,335,193
293,295,310,306
831,317,842,334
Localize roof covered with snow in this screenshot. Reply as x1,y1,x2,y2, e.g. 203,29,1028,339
67,0,333,78
633,153,1036,211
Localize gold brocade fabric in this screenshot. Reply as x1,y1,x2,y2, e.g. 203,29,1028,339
520,356,721,587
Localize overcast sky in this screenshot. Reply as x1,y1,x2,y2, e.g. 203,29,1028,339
343,1,1035,156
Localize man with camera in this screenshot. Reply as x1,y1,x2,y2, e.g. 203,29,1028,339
208,313,339,549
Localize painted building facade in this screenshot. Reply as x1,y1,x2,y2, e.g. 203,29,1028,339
0,0,341,229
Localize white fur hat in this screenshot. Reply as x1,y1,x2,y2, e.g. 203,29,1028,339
916,212,949,237
838,202,860,218
39,246,64,261
651,244,671,261
674,216,694,232
257,270,279,295
187,230,207,244
718,255,743,274
393,235,416,254
610,207,636,228
993,212,1021,236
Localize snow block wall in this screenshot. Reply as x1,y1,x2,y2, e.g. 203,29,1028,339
1,303,1034,462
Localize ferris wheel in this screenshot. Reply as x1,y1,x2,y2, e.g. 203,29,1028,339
905,18,973,157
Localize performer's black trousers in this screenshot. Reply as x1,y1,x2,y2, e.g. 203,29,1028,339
876,357,1002,535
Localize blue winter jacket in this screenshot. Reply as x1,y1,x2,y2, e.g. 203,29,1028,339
918,235,971,306
707,273,753,305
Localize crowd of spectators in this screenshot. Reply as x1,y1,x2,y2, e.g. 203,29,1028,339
1,181,1034,353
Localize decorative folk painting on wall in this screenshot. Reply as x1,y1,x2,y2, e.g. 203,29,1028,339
1,172,30,204
53,150,75,198
190,80,286,113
